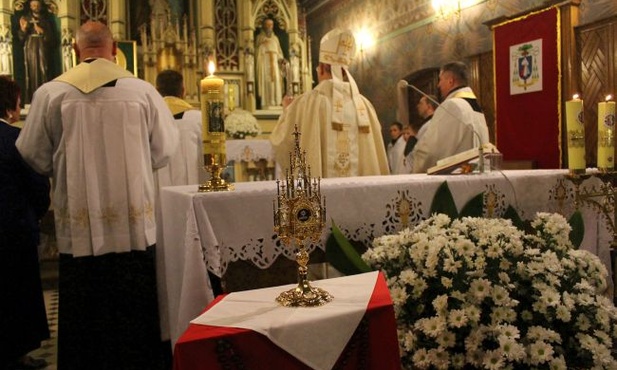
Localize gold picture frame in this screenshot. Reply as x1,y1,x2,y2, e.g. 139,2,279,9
116,40,138,76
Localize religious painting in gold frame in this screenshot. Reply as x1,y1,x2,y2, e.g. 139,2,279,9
115,40,137,76
218,74,243,113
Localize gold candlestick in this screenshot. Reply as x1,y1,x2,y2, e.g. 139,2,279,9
566,171,617,303
273,125,332,307
199,61,233,192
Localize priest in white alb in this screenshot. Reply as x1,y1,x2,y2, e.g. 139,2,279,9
16,21,178,370
411,61,490,173
270,28,389,178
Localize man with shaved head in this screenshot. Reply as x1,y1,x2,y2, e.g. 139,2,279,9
17,21,178,369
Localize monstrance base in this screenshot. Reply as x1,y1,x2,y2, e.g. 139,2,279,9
276,280,333,307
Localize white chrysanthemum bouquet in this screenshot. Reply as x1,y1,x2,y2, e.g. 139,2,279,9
225,108,261,139
363,213,617,369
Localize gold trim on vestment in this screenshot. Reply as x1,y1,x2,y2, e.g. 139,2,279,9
54,58,135,94
164,96,196,116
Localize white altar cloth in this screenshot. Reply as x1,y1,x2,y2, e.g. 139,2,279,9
159,169,612,346
225,139,275,162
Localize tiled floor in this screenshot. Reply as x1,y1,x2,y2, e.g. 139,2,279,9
26,289,58,370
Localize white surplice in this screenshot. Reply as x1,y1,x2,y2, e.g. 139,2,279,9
411,86,489,173
16,58,179,257
387,135,406,174
155,98,203,187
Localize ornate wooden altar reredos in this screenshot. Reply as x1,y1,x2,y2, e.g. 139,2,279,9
139,0,313,115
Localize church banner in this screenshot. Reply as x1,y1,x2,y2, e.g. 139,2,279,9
493,7,560,169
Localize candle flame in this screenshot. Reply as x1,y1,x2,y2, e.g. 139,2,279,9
606,95,613,102
573,94,579,100
208,61,216,76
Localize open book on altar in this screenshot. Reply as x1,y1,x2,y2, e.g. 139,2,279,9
427,143,500,175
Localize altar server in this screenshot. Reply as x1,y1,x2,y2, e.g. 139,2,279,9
16,21,178,369
270,28,389,178
155,69,203,187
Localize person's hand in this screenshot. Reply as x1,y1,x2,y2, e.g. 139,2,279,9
19,17,27,31
34,24,44,35
282,95,294,109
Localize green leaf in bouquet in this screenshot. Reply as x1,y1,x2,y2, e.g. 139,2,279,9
460,192,484,218
568,210,585,249
502,205,525,230
430,181,459,219
325,220,371,275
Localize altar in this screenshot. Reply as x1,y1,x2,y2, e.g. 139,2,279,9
225,139,276,182
159,169,613,346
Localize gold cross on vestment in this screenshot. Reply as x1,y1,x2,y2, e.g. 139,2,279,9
334,100,343,112
357,104,367,116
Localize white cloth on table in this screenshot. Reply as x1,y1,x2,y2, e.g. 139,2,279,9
226,139,275,163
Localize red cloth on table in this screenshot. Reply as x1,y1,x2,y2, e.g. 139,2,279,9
173,272,400,370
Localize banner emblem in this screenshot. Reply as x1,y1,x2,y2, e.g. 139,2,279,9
510,39,542,95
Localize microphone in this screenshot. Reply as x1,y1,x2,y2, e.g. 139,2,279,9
398,80,491,173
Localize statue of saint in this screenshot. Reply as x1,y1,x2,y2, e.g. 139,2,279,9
255,18,284,109
14,0,58,103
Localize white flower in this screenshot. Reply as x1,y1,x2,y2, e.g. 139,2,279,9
224,108,261,138
436,330,456,348
528,341,555,365
416,316,447,337
499,338,525,361
365,213,617,369
448,309,468,328
432,295,448,315
412,348,430,368
555,305,572,322
483,349,504,369
469,278,491,301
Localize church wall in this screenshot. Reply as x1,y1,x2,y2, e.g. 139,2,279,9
305,0,617,135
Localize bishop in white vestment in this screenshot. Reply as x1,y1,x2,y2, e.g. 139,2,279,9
270,29,389,178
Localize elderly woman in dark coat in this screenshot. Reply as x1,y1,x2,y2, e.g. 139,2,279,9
0,76,50,369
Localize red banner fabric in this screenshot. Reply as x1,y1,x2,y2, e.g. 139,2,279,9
494,7,561,169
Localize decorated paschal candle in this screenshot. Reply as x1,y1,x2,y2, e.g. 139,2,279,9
597,95,616,171
565,94,585,174
200,61,226,163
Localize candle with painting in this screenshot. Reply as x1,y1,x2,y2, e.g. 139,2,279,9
597,95,616,172
565,94,585,174
199,61,232,191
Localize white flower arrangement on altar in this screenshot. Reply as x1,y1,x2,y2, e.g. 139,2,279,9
224,108,261,139
362,213,617,369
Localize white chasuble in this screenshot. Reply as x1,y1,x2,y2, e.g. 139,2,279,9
270,79,388,178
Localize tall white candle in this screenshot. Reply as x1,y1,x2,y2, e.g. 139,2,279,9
565,94,585,173
597,95,615,171
200,61,225,160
